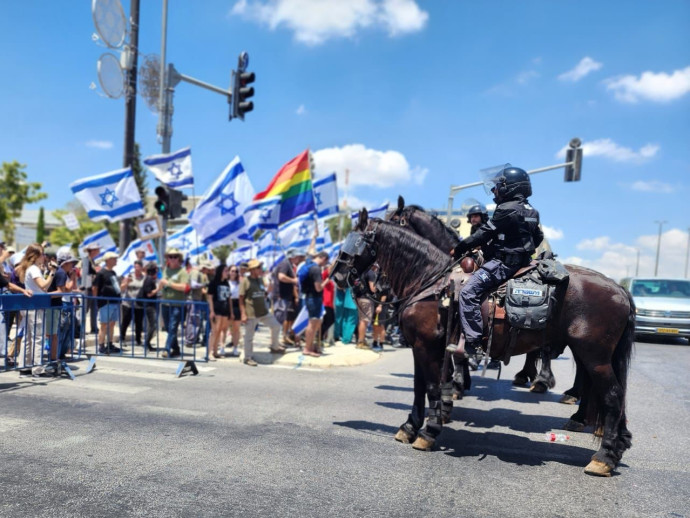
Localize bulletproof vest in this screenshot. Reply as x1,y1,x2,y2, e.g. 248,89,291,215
491,199,541,256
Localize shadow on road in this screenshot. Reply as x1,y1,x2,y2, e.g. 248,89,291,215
439,428,595,468
333,420,399,437
374,384,413,392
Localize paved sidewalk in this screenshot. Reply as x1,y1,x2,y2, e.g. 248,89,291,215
80,324,385,369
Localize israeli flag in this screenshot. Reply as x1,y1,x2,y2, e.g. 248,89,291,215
78,229,118,261
242,196,282,237
167,225,208,262
351,201,390,226
143,147,194,189
256,231,284,270
115,239,158,277
327,241,343,263
291,304,325,336
229,244,254,266
278,212,319,251
189,157,255,248
313,173,339,219
70,167,145,223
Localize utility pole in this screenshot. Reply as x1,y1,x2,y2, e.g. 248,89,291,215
684,227,690,279
654,220,666,277
119,0,140,252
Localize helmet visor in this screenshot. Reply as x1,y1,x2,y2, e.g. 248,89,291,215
479,163,511,196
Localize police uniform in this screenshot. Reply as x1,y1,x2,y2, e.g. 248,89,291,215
450,167,544,353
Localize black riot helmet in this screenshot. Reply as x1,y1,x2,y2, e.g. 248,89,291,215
466,203,488,224
492,166,532,202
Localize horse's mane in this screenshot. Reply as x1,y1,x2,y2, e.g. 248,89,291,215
373,220,451,296
403,205,461,247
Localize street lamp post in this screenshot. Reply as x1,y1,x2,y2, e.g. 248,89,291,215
446,138,583,221
654,220,666,277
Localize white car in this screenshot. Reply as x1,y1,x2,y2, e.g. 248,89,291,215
619,277,690,343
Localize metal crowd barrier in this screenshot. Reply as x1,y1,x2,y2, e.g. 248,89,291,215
83,295,210,376
1,292,210,379
1,293,85,379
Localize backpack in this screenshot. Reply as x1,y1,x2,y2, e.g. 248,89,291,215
297,259,315,292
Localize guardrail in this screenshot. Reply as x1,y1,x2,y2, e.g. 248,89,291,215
1,293,210,379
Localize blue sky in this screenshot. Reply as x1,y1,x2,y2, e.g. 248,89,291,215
1,0,689,280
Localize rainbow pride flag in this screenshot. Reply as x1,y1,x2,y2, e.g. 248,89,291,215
253,149,315,224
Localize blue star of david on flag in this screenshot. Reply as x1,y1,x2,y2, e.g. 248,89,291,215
217,192,240,216
314,192,323,206
298,222,310,238
260,206,274,222
167,162,183,179
180,237,192,250
99,187,119,209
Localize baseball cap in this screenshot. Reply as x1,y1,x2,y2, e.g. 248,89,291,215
57,252,79,265
102,251,118,261
85,243,101,251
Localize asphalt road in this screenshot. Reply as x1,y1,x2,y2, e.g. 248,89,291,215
1,337,688,518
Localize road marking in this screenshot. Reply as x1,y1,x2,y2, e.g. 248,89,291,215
76,381,150,394
0,417,31,432
137,405,208,418
89,367,180,381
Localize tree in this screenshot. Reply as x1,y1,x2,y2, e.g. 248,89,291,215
212,245,232,265
132,142,148,213
0,161,48,244
36,206,45,244
48,201,119,250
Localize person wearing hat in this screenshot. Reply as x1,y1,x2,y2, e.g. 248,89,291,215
184,258,210,347
94,251,126,354
159,248,190,358
53,251,80,359
1,244,15,279
81,242,102,335
239,259,284,366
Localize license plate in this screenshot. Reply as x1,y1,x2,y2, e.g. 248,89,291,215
657,327,679,334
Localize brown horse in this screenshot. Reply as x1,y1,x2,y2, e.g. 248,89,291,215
386,195,559,394
331,210,634,476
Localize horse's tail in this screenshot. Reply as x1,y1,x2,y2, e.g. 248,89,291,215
613,288,636,396
594,288,635,431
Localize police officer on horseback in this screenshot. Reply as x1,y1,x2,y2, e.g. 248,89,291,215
448,165,544,355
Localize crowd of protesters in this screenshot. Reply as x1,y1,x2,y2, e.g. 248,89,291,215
1,236,401,376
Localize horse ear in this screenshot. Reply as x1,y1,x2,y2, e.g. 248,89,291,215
397,195,405,210
357,208,368,230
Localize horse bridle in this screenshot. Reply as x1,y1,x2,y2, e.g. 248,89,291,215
334,221,380,282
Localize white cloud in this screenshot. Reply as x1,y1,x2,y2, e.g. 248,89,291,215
542,225,564,241
86,140,113,150
340,193,382,210
566,228,688,281
312,144,428,189
629,180,674,193
296,104,306,115
558,56,603,82
605,66,690,103
230,0,428,45
556,138,659,163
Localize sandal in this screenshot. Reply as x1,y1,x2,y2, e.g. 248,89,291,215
303,350,321,357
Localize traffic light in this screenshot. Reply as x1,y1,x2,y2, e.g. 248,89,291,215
232,70,255,120
169,188,188,219
564,138,583,182
154,185,170,217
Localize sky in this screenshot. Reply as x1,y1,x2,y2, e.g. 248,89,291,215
1,0,689,281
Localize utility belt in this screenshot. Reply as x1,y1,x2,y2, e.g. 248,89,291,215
494,251,531,267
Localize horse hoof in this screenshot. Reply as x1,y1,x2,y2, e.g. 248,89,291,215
512,376,529,387
594,426,604,438
559,394,579,405
529,381,548,393
563,419,585,432
411,436,434,451
394,428,415,444
584,460,612,477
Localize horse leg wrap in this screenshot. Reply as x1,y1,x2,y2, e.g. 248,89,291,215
425,383,444,437
441,382,454,423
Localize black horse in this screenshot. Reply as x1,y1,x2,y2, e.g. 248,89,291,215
331,211,634,476
387,196,558,394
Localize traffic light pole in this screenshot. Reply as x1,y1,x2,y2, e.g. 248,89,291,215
119,0,140,253
445,139,583,221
